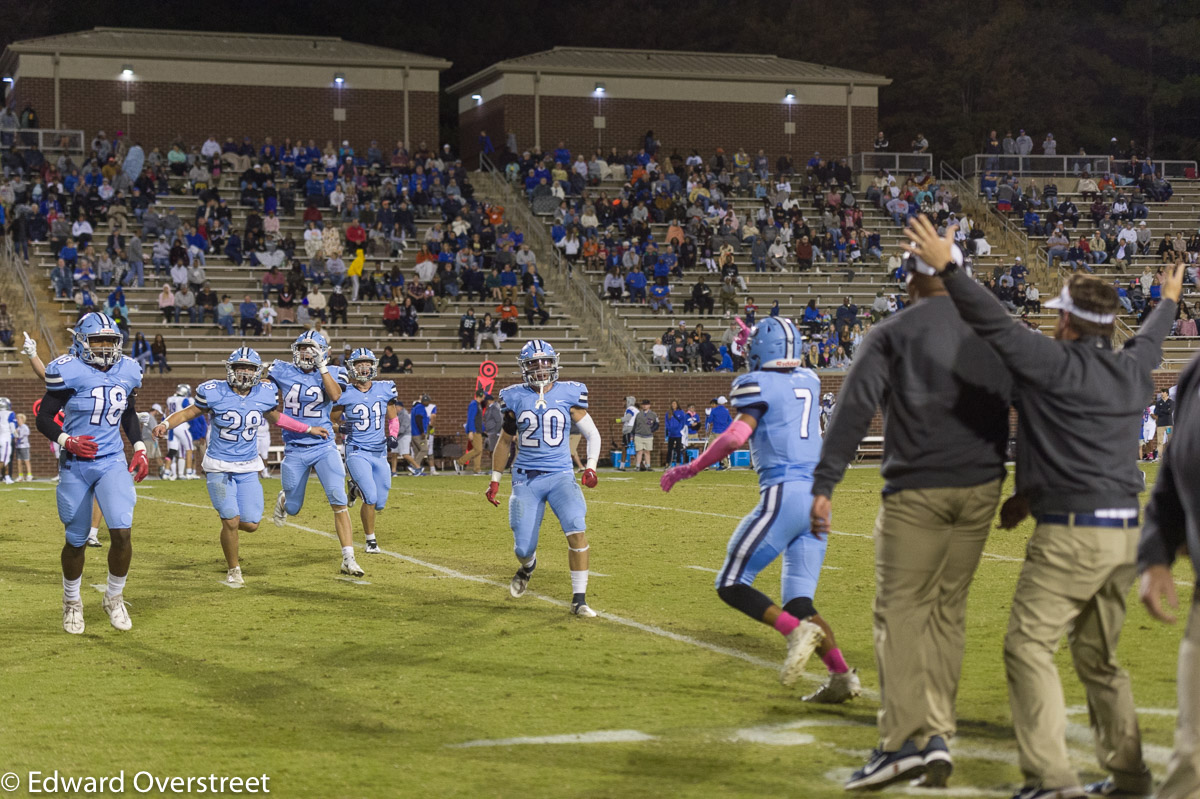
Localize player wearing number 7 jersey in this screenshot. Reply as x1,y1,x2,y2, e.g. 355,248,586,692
331,348,399,555
37,312,150,635
153,348,328,587
487,340,602,616
661,317,860,699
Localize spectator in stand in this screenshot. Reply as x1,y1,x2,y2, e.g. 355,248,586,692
308,287,327,322
379,347,400,374
603,268,624,301
476,312,501,351
523,287,549,326
150,334,171,373
175,283,197,323
873,132,889,151
383,297,402,334
157,283,176,322
458,307,478,349
196,282,219,324
1046,227,1071,262
719,276,738,318
911,133,929,153
239,295,261,335
215,294,235,336
650,281,674,314
689,275,715,316
1042,133,1057,156
257,299,277,336
130,332,152,367
1015,129,1033,169
835,296,858,342
329,285,348,325
398,297,419,337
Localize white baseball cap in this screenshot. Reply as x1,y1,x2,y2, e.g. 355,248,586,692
717,396,728,405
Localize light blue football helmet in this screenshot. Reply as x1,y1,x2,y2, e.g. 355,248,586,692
291,330,329,370
226,346,264,391
746,317,804,371
518,339,559,390
72,312,124,368
347,347,378,384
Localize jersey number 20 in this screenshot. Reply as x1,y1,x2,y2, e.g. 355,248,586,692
518,408,565,448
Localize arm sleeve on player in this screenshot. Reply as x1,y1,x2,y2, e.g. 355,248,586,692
575,412,601,470
36,390,70,443
502,409,518,435
687,419,753,472
275,413,310,433
120,393,144,445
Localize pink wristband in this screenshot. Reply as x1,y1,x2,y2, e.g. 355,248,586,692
275,414,310,433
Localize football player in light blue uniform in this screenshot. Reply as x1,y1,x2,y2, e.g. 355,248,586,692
37,312,150,635
154,347,327,587
486,340,603,616
332,348,399,555
661,317,859,699
266,331,364,576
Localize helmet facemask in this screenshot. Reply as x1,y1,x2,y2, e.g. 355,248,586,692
521,355,559,391
80,333,122,368
349,357,378,385
292,342,323,370
227,361,262,392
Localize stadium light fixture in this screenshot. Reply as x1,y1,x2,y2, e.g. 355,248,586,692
334,72,346,85
594,82,605,94
784,89,795,101
471,93,482,103
121,65,134,78
1,76,12,84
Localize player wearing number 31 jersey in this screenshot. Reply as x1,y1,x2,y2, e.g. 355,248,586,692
37,312,149,635
154,348,327,587
487,340,602,617
661,317,859,701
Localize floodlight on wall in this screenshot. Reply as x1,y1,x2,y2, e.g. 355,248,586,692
594,82,606,94
1,77,12,84
784,89,796,101
121,65,134,78
333,72,346,85
471,93,482,103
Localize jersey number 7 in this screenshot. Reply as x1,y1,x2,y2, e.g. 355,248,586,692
793,388,813,439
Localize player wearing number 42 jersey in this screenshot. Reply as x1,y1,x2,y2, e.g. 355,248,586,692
37,313,150,635
154,348,328,587
267,331,363,577
662,317,859,700
333,349,399,555
487,340,603,616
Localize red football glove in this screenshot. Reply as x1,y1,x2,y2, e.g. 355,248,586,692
486,481,501,506
128,449,149,483
63,435,98,458
581,468,598,488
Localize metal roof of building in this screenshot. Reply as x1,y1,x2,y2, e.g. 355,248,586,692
5,27,450,70
449,46,888,93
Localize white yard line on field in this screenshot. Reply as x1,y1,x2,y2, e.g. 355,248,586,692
447,730,656,748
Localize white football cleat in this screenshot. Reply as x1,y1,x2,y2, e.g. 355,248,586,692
101,593,133,631
571,601,597,617
272,490,287,526
224,567,244,588
780,619,825,687
365,539,381,554
86,531,102,547
3,475,13,484
510,568,532,598
63,599,85,634
341,556,364,577
804,668,862,704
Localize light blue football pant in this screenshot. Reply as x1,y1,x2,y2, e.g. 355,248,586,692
508,468,587,560
205,471,264,523
715,479,827,603
281,443,347,513
346,445,391,511
57,453,136,546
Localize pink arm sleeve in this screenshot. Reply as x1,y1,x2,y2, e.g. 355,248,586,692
388,416,400,436
275,414,310,433
689,419,753,472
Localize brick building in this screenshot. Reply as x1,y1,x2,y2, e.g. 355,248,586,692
449,47,889,167
0,28,449,154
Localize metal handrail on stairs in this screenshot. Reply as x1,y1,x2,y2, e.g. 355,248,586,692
3,236,60,358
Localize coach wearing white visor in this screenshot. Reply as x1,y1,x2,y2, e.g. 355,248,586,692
904,215,1181,799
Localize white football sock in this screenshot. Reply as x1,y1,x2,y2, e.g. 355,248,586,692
88,526,99,539
105,572,127,599
365,534,376,542
341,545,355,559
570,570,589,595
63,576,81,603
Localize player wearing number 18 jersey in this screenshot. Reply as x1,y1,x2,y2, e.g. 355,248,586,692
661,317,859,699
154,348,326,587
486,340,603,616
37,312,150,634
333,349,399,555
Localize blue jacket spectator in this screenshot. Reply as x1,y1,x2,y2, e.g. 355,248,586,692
708,402,732,434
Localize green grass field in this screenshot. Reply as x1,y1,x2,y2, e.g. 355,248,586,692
0,465,1192,798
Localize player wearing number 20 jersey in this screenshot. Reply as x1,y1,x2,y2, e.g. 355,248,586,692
488,340,603,617
660,317,859,701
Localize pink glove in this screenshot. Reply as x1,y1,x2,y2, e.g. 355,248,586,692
660,463,698,493
734,317,752,349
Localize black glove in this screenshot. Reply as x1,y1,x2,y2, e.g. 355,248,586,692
387,436,398,450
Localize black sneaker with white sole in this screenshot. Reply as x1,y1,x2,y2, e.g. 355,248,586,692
1083,777,1151,798
365,539,380,554
844,740,926,791
909,735,952,788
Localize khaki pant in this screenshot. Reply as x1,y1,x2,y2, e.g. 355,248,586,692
456,432,483,473
1004,521,1149,792
1160,601,1200,799
872,478,1002,751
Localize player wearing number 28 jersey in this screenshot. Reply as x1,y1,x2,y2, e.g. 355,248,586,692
154,348,328,587
661,317,860,701
487,340,603,617
37,312,150,635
